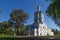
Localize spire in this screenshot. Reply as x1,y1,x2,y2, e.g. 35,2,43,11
37,6,41,11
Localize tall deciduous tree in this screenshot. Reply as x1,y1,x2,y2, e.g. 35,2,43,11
9,9,29,35
46,0,60,27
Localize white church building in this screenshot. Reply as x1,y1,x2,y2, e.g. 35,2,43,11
26,6,54,36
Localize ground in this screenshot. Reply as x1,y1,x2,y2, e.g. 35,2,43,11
0,34,60,40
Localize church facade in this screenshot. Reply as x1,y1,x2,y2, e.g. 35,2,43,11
26,6,54,36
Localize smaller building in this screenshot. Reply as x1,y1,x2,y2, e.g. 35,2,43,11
26,6,54,36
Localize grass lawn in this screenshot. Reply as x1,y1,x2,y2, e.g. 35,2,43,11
0,35,59,40
53,35,60,38
0,34,60,39
0,34,14,38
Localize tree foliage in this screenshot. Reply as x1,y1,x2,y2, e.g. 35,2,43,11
46,0,60,27
9,9,29,35
0,10,2,14
0,21,13,35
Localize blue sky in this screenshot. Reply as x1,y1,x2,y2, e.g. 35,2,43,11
0,0,60,30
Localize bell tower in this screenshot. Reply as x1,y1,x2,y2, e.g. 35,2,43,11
34,6,44,24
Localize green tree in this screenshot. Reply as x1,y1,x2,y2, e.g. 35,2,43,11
0,10,2,14
9,9,29,35
19,24,27,35
46,0,60,27
0,21,13,35
52,29,58,35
